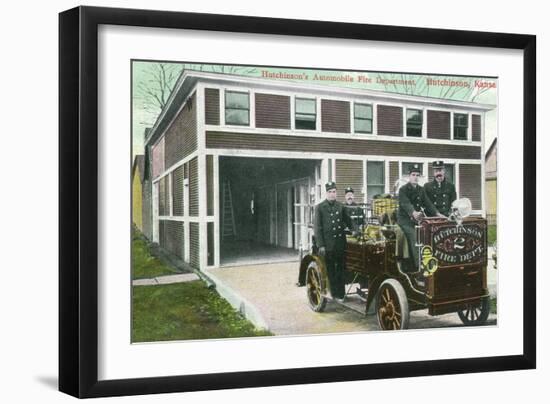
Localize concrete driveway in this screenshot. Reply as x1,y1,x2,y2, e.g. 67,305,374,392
204,260,497,336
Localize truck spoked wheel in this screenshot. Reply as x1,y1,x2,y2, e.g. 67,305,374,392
306,261,327,312
376,279,410,330
457,296,490,325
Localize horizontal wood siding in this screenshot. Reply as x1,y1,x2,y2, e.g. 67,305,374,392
164,93,197,168
172,165,184,216
160,220,184,260
389,161,400,192
427,110,451,140
206,155,214,216
377,105,403,136
152,138,165,179
205,88,220,125
206,131,481,159
158,176,169,216
472,114,481,142
190,223,200,269
335,159,364,202
189,157,199,216
459,164,482,210
142,179,153,240
255,93,291,129
322,99,350,133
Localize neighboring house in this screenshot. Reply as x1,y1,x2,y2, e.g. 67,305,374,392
141,71,494,271
485,138,497,225
132,155,145,231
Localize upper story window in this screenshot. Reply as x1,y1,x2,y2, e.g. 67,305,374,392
453,113,468,140
354,103,373,134
225,91,250,126
406,108,423,137
295,97,316,130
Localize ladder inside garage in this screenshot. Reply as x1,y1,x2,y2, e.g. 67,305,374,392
222,180,237,239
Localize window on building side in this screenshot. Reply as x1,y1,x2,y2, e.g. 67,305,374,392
354,103,373,134
225,91,250,126
295,98,316,130
453,113,468,140
406,108,423,137
444,163,455,185
367,161,385,199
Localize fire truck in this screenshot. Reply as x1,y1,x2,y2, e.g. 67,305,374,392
297,197,490,330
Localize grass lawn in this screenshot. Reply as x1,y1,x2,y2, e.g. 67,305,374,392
488,225,497,245
132,231,176,280
132,281,272,342
490,297,497,314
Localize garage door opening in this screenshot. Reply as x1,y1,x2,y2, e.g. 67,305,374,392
219,156,321,267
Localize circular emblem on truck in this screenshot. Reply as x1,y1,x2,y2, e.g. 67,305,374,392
421,245,438,276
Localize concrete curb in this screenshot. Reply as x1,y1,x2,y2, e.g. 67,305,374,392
202,268,270,331
132,273,200,286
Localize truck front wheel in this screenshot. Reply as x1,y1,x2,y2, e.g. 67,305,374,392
376,279,410,330
306,261,328,312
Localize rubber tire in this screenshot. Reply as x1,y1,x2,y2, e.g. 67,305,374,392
376,278,410,330
457,296,490,325
306,261,328,312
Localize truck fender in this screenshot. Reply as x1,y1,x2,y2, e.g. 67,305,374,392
365,274,390,314
297,254,326,288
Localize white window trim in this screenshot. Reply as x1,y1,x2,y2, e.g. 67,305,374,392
293,95,319,133
468,112,473,141
385,160,390,194
404,106,425,139
315,97,321,133
451,110,471,142
365,159,387,201
213,155,220,268
195,83,486,146
152,181,159,243
290,94,296,130
422,108,428,138
223,88,252,128
352,101,374,135
168,172,173,217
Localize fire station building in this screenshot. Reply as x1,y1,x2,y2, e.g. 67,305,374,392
140,71,494,271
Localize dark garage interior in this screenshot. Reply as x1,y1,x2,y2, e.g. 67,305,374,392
219,156,320,267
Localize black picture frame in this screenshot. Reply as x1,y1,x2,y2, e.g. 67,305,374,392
59,6,536,398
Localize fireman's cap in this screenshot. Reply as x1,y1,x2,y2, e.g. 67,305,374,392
409,163,422,174
325,181,337,191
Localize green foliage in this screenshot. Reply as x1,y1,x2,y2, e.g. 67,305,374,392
490,297,497,314
488,225,497,245
132,230,176,279
132,281,272,342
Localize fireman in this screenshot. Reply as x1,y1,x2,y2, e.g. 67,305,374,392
314,182,353,300
397,164,441,271
343,186,364,233
424,160,457,216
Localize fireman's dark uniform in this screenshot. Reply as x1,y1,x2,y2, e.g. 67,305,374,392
314,183,352,299
424,162,457,216
343,187,364,233
424,179,457,216
397,166,439,270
